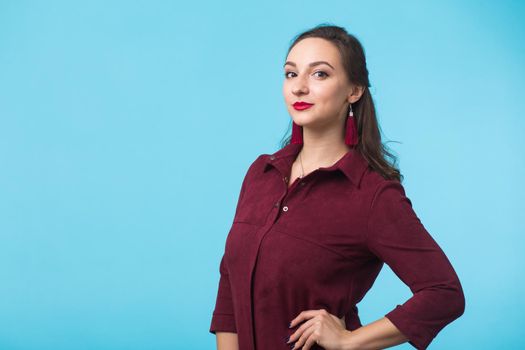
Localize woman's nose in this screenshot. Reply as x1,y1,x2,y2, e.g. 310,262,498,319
292,77,309,95
292,83,309,95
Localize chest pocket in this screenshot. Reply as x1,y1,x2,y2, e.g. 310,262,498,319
233,174,282,226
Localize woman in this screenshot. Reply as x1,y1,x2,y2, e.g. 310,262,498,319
209,24,465,350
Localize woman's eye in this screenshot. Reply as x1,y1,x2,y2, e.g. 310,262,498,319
284,71,328,79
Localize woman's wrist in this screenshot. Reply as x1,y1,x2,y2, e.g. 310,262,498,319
339,329,360,350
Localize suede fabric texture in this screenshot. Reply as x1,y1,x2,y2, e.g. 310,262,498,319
209,142,465,350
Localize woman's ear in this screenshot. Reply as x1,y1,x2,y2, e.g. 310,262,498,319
348,85,365,104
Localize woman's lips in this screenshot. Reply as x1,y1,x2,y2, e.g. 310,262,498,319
293,102,314,111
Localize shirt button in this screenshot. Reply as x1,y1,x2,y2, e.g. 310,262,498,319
270,155,276,160
282,206,288,212
283,176,288,182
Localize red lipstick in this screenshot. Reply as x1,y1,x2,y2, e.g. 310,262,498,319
293,101,314,111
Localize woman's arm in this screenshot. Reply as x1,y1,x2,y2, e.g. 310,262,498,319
340,317,408,350
216,332,239,350
361,180,465,349
209,256,238,338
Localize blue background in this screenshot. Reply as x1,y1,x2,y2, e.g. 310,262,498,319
1,1,523,349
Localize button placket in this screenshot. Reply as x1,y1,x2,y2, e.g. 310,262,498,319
268,153,313,220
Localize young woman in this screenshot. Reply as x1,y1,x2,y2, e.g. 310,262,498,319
209,24,465,350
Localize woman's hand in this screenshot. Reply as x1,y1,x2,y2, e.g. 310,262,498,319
287,309,350,350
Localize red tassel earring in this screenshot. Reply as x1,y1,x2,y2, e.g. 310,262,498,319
345,103,358,146
290,120,303,144
291,103,358,146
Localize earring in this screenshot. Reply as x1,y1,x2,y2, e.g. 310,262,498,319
290,120,303,144
345,103,358,146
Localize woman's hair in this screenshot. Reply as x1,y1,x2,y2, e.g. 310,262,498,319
280,23,403,183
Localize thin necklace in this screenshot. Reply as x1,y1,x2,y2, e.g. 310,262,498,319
297,148,348,179
298,151,305,178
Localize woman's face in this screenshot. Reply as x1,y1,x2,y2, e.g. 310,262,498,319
283,37,357,131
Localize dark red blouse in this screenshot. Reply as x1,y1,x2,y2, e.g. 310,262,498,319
209,142,465,350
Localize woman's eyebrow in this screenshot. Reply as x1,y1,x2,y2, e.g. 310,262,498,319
283,61,335,70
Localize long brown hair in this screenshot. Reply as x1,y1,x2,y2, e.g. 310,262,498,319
279,24,403,182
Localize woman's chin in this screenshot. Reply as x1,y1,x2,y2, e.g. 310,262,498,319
290,113,315,125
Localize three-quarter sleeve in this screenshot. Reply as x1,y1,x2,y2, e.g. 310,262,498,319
209,255,237,334
209,162,253,334
366,180,465,349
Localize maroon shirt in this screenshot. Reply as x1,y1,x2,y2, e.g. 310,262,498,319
209,142,465,350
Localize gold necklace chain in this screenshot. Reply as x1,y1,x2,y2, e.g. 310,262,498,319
298,151,305,178
297,148,347,179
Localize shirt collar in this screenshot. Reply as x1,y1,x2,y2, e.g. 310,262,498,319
262,143,369,188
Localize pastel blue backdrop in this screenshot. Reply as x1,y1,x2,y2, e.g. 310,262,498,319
0,1,523,349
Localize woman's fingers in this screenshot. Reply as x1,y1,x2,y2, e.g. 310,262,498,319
288,309,349,350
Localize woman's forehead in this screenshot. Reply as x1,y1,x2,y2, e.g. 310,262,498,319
286,38,341,67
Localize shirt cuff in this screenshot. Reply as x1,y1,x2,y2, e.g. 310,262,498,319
209,313,237,334
384,305,433,350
